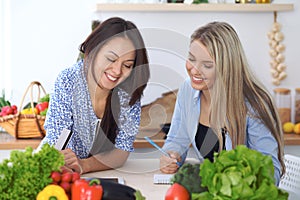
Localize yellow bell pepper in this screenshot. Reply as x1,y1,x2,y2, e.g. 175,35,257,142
36,184,68,200
21,107,39,114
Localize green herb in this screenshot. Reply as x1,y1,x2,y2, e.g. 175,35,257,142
193,145,289,200
134,190,146,200
39,108,48,116
193,0,209,4
171,163,207,194
0,143,64,200
39,94,50,103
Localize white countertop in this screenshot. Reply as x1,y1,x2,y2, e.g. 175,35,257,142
83,158,170,200
1,148,299,199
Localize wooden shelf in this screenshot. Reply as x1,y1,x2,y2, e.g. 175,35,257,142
0,131,167,150
94,3,293,12
283,133,300,146
134,139,165,148
1,131,299,150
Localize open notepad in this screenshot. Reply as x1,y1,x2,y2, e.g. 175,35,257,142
153,174,174,184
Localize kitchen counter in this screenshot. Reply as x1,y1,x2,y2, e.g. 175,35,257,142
0,131,299,150
0,130,166,150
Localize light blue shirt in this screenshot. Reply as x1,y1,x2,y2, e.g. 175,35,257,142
163,78,281,185
38,60,141,158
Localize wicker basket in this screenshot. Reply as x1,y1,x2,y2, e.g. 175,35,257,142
0,81,47,139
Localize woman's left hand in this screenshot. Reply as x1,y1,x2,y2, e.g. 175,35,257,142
61,148,83,174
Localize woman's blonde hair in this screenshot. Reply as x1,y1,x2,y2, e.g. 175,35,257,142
191,21,285,176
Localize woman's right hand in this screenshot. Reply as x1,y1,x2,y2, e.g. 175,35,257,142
159,151,181,174
61,148,84,174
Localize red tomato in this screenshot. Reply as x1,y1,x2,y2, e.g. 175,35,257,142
51,171,61,183
61,172,73,183
60,181,71,193
165,183,190,200
35,102,49,112
72,172,81,183
11,105,17,111
1,106,13,115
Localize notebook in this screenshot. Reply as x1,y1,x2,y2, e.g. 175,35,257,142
153,174,174,184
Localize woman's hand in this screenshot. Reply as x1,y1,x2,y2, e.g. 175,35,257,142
60,148,130,174
61,148,83,174
159,151,181,174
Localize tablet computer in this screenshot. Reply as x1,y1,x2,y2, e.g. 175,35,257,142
82,177,125,184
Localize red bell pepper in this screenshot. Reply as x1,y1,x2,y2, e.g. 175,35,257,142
72,178,103,200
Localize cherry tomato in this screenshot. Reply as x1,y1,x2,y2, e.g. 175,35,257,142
61,171,73,183
165,183,190,200
51,171,61,183
60,181,71,193
72,172,80,183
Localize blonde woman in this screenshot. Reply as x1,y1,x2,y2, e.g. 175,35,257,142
160,21,285,185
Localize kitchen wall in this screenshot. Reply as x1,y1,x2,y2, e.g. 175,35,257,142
95,0,300,107
0,0,299,108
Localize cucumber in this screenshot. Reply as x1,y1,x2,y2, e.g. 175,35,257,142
22,102,38,110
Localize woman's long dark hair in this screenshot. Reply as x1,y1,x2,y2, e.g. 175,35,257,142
79,17,150,149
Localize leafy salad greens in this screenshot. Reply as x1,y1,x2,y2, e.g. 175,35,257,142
192,145,289,200
0,143,64,200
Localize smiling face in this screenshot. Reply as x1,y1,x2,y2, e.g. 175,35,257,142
93,37,136,91
186,40,216,91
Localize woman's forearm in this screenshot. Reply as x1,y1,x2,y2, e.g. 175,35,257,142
81,148,129,173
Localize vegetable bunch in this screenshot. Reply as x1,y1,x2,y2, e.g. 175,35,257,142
171,163,207,194
193,145,288,200
0,105,18,116
193,0,209,4
21,93,50,116
0,144,65,200
0,89,10,109
0,89,17,117
50,170,81,198
165,145,289,200
35,93,49,116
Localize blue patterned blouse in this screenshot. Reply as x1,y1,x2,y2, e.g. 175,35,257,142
38,60,141,158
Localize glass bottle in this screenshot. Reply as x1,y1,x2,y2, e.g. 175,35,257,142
274,88,291,125
294,88,300,123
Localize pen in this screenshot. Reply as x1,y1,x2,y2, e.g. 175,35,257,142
144,136,180,166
